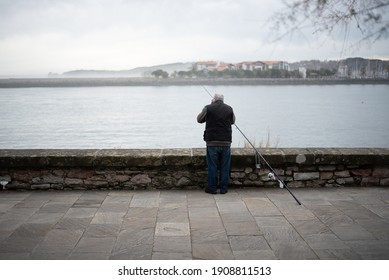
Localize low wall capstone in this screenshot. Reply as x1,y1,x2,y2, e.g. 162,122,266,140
0,148,388,190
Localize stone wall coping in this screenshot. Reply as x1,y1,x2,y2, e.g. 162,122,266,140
1,148,388,168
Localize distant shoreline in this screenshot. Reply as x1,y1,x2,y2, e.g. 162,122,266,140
0,77,388,88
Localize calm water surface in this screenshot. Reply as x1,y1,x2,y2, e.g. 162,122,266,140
0,85,388,148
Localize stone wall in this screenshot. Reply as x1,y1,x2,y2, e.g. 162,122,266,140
0,148,388,190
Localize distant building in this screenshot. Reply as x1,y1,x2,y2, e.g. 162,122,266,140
299,67,307,79
193,61,219,71
194,60,291,72
238,61,267,71
263,61,290,71
337,64,348,78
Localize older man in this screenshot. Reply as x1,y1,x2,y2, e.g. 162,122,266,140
197,93,236,194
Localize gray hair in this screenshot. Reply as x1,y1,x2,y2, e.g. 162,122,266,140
213,93,224,102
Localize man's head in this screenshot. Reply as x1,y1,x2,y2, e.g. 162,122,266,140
212,93,224,103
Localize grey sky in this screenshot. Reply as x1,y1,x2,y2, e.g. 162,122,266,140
0,0,388,76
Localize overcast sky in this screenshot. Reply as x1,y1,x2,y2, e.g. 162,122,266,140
0,0,388,76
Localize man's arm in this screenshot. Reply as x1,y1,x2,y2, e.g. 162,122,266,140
197,106,207,123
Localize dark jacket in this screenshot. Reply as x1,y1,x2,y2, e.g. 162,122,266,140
197,100,235,146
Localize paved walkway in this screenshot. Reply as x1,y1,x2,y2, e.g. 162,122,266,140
0,187,389,260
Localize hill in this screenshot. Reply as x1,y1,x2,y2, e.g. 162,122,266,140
58,62,192,78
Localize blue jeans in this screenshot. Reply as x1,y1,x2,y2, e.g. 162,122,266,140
206,146,231,193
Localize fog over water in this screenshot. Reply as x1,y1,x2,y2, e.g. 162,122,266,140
0,85,388,149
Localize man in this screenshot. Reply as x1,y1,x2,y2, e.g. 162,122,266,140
197,93,236,194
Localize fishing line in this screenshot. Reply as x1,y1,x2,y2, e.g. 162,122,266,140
200,84,302,205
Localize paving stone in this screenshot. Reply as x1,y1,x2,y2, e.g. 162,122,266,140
187,194,216,208
255,216,290,227
191,226,228,244
91,212,125,225
72,199,103,208
290,218,331,236
330,200,367,210
54,217,92,230
26,212,64,225
216,200,248,214
130,192,160,208
38,202,73,213
330,224,376,241
8,223,52,239
345,240,389,259
282,208,316,221
30,252,72,260
271,242,318,260
33,229,83,254
261,225,305,247
189,216,224,230
314,249,361,260
229,236,271,251
362,204,389,220
153,236,191,253
84,224,121,238
155,222,190,237
192,242,234,260
64,207,97,218
0,236,43,253
68,252,110,260
115,227,155,246
223,221,261,236
219,212,255,223
14,200,48,209
122,217,156,229
233,250,277,260
157,207,189,223
110,244,153,260
99,202,130,213
188,207,220,219
243,198,282,216
73,237,116,253
152,252,192,260
302,233,348,250
343,208,383,221
0,253,31,260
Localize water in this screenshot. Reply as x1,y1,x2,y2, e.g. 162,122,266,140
0,85,388,149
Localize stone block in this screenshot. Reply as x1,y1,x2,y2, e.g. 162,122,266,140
320,172,333,180
336,178,355,185
230,172,245,179
245,167,253,174
110,175,130,183
65,178,84,186
334,171,350,178
350,169,373,177
31,184,51,190
294,172,320,181
287,181,305,188
372,167,389,178
176,177,191,187
380,178,389,186
67,169,95,179
131,174,152,185
361,177,376,186
318,165,336,171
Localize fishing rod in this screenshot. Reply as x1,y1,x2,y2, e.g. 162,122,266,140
200,85,302,205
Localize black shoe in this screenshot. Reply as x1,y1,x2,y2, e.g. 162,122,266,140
205,189,217,194
220,190,228,194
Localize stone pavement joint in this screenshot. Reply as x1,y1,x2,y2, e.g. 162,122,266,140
0,187,389,260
